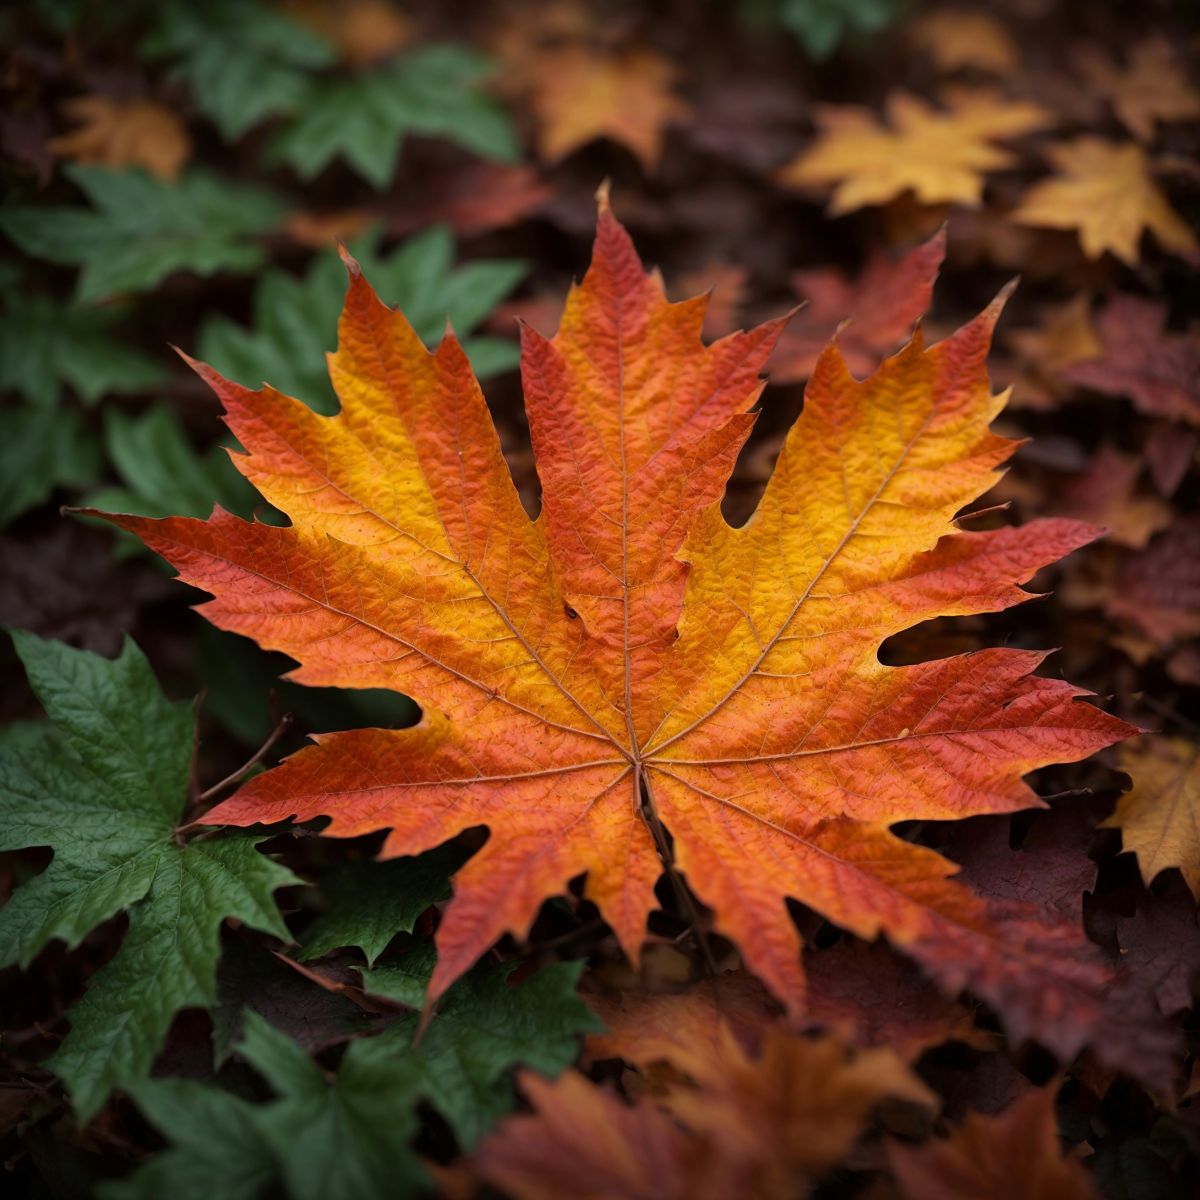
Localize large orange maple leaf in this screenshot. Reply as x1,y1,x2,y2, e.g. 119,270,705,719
96,198,1136,1051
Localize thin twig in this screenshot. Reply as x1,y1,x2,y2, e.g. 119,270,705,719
195,713,294,806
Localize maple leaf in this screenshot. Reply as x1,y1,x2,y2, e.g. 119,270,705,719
0,632,298,1121
142,0,334,142
779,89,1050,213
0,166,284,303
1057,443,1172,550
1061,294,1200,427
475,1027,932,1199
95,198,1137,1059
769,228,945,383
0,292,167,407
1077,37,1200,143
1105,737,1200,900
48,96,191,181
106,950,597,1198
525,46,690,170
889,1083,1099,1200
1012,138,1198,266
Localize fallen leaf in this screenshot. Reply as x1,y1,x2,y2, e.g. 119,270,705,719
1143,423,1198,497
804,939,988,1061
909,10,1018,76
1061,294,1200,427
890,1083,1099,1200
389,163,551,238
526,46,690,170
769,228,945,382
1003,294,1102,411
476,1030,932,1200
98,199,1136,1062
1077,37,1200,143
1106,737,1200,900
49,95,191,181
780,89,1051,213
1106,517,1200,646
1012,139,1198,266
1057,444,1173,549
1116,886,1200,1016
474,1070,694,1200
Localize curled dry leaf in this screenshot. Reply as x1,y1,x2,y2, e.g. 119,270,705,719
1012,138,1198,266
93,199,1136,1064
1106,737,1200,901
890,1083,1099,1200
1061,294,1200,427
780,89,1051,213
49,95,191,181
770,228,945,382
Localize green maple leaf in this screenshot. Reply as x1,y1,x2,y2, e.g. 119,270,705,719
105,953,599,1198
359,947,602,1148
0,632,299,1121
86,404,264,524
143,0,333,141
0,167,284,303
0,404,100,525
299,843,469,967
270,44,518,188
0,294,167,407
198,226,526,414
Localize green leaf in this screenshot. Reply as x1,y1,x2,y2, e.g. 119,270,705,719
270,45,518,189
300,843,469,967
108,949,598,1197
143,0,333,141
0,167,284,302
91,403,262,520
360,947,602,1148
198,226,526,414
0,295,167,407
0,632,300,1121
99,1079,276,1200
0,403,101,525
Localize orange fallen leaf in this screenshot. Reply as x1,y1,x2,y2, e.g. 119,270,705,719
526,45,690,170
94,197,1136,1058
49,95,191,181
475,1029,932,1200
890,1083,1099,1200
780,89,1051,213
909,10,1018,76
1077,37,1200,143
1012,138,1198,266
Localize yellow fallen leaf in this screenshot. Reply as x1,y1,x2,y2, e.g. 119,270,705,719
909,10,1018,76
1012,138,1198,266
780,89,1050,214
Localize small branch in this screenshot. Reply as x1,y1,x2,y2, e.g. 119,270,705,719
193,713,294,809
1137,694,1199,738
